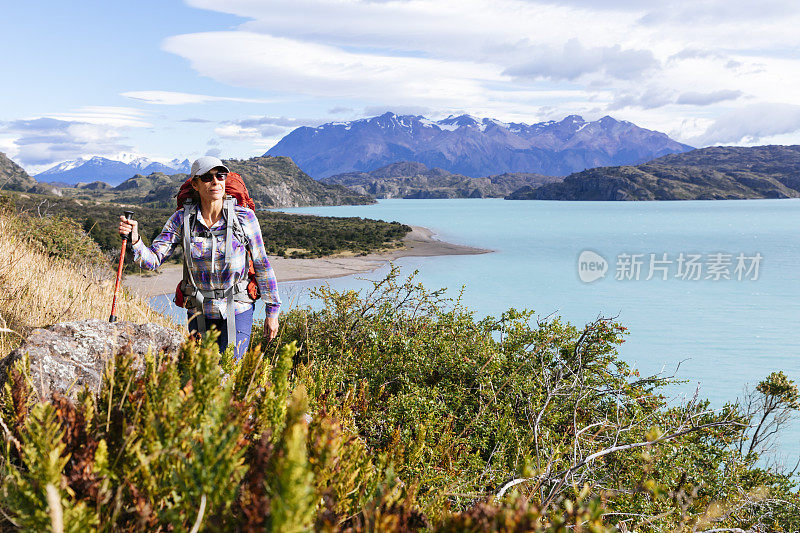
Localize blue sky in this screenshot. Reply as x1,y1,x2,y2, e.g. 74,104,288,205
2,0,800,173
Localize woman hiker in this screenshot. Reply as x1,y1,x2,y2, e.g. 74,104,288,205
118,156,281,360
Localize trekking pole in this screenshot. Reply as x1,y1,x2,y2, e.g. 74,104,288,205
109,210,135,323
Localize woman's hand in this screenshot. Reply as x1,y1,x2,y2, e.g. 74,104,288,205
264,315,279,342
118,215,140,244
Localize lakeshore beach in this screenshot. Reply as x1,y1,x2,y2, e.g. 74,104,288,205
123,225,490,298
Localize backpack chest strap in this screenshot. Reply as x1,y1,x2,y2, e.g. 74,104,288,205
190,279,251,301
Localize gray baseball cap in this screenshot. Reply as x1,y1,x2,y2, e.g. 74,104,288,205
190,156,230,178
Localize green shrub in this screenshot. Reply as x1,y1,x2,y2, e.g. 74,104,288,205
1,270,798,531
0,335,321,531
7,212,106,266
268,267,799,529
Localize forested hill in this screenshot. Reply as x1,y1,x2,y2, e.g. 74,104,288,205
322,161,563,198
2,191,409,260
507,145,800,200
0,151,36,192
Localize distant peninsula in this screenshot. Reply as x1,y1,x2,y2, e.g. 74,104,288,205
507,145,800,200
322,161,562,199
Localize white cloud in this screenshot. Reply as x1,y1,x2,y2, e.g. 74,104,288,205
212,121,294,154
363,105,433,117
45,106,151,128
185,0,640,62
636,0,798,27
609,86,675,110
609,88,744,110
163,0,800,146
669,117,716,143
0,137,17,159
503,39,657,81
214,124,262,140
328,106,353,114
5,0,792,165
182,0,800,66
676,90,743,106
667,48,725,63
0,115,142,169
122,90,272,105
213,115,321,144
688,103,800,145
232,116,315,128
163,31,504,106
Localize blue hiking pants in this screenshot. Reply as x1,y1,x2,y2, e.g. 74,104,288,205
187,305,254,362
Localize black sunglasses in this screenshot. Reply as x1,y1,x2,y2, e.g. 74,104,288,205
198,171,228,183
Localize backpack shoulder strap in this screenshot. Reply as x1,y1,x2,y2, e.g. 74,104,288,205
181,202,198,271
180,202,207,332
181,202,202,292
227,201,250,247
222,197,241,345
223,197,235,264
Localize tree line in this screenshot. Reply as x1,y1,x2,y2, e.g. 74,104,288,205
2,193,411,266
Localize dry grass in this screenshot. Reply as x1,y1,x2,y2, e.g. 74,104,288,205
0,212,178,357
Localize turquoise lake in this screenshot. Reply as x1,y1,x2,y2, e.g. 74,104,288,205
153,198,800,458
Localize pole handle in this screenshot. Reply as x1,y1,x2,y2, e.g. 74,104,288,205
110,211,134,322
121,211,135,240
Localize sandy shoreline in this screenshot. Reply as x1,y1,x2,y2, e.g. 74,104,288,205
123,225,491,298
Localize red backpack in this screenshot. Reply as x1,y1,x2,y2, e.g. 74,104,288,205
175,171,256,211
174,172,260,307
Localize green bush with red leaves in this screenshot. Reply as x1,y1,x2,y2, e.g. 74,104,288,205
1,268,799,531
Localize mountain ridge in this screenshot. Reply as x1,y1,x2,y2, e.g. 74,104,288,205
265,111,693,178
36,156,191,186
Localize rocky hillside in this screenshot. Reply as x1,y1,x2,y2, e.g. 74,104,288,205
507,145,800,200
266,112,693,178
63,156,374,208
113,172,187,207
0,152,36,192
323,161,562,198
226,156,373,207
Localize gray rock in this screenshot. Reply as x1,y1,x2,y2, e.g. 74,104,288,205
0,319,184,400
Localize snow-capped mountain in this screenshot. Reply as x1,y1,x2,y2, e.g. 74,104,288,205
38,158,88,174
265,112,694,178
168,158,192,174
35,155,190,186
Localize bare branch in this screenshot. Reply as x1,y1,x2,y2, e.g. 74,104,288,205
495,418,743,505
189,494,207,533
